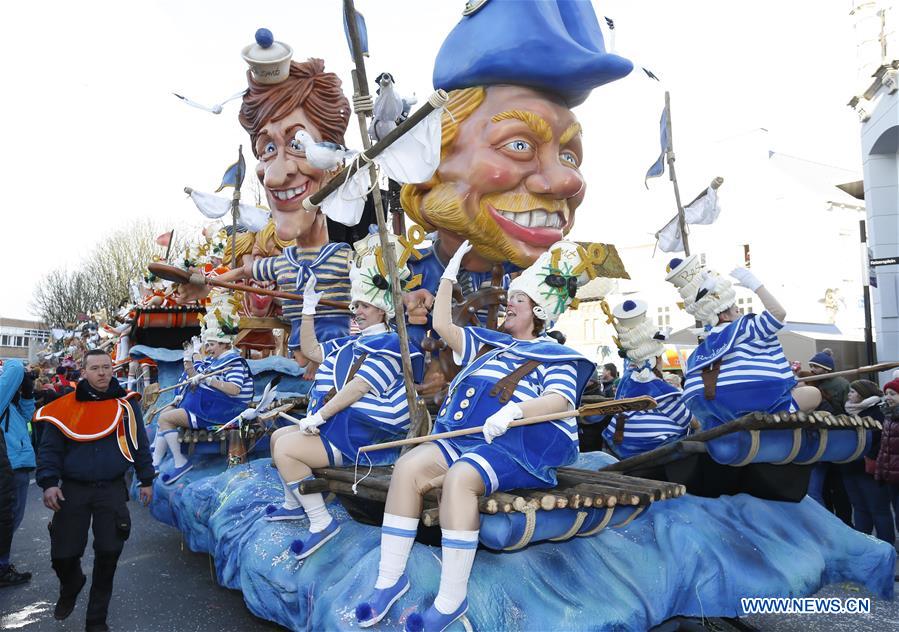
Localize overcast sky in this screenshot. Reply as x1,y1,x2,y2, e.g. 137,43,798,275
0,0,864,320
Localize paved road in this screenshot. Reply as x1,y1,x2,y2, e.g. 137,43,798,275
0,475,283,631
2,473,897,631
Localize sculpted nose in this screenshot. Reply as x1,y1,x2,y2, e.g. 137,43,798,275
525,161,584,200
264,153,297,188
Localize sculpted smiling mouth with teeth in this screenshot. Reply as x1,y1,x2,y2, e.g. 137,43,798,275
272,183,308,201
495,209,567,229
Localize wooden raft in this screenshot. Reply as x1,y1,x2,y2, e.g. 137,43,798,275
602,411,881,474
301,466,685,528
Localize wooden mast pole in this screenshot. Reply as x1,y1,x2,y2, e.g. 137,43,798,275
342,0,429,441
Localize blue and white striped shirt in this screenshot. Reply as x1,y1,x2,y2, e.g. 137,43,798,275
313,332,413,430
196,350,254,406
603,390,692,458
683,311,795,424
452,328,580,442
252,244,351,321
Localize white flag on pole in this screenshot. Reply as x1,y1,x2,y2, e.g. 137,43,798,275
655,179,723,253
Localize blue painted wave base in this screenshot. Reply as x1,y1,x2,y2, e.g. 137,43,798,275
150,457,895,631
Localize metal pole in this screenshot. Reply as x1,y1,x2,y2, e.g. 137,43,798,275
860,219,876,366
665,91,690,256
343,0,428,440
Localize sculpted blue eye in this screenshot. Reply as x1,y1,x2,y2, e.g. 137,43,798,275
289,139,305,152
504,140,532,152
264,141,276,154
560,151,578,166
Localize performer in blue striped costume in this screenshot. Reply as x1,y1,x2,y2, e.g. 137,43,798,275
665,257,821,464
356,240,595,632
602,299,693,458
267,234,424,560
152,293,254,484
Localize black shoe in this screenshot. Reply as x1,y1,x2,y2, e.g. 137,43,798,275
0,564,32,587
85,622,109,632
55,573,87,620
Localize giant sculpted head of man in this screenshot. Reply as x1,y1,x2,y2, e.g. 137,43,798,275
239,37,350,245
402,0,632,271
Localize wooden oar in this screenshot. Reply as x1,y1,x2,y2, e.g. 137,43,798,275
339,396,658,455
142,366,231,408
147,262,350,311
799,360,899,383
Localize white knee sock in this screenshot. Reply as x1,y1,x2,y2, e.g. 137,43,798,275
434,529,478,614
152,432,168,467
164,430,187,467
289,478,332,533
279,473,299,509
375,513,419,589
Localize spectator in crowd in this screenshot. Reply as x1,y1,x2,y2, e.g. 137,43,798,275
0,359,36,587
600,363,618,398
840,380,892,543
805,349,853,526
874,378,899,537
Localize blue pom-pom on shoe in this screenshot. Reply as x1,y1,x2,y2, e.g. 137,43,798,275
404,613,424,632
355,603,373,621
289,539,305,556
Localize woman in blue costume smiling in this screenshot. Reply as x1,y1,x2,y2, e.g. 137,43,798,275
265,235,423,559
355,240,595,632
603,299,694,458
665,256,821,464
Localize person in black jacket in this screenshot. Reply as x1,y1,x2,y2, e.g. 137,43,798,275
35,349,154,632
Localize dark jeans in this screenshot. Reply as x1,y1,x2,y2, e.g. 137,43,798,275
807,463,853,527
842,470,895,543
12,469,29,532
50,479,131,624
0,432,13,565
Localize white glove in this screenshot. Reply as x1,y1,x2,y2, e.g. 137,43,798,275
441,240,473,283
302,274,323,316
188,374,204,387
183,347,194,362
483,402,523,444
172,394,184,406
240,407,258,421
298,412,325,435
729,267,763,292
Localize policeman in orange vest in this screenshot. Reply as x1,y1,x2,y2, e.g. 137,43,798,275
34,349,154,632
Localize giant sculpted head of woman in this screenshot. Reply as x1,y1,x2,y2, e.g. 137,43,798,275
239,58,350,245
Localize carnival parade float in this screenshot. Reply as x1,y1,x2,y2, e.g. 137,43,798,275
88,1,898,630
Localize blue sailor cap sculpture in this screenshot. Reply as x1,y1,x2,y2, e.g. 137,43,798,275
434,0,633,106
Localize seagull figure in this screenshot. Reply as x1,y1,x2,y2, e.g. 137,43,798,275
172,89,246,115
369,73,405,142
294,129,356,170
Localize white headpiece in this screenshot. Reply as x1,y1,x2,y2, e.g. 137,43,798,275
611,299,666,367
200,291,240,343
348,231,418,320
665,255,736,327
507,240,592,328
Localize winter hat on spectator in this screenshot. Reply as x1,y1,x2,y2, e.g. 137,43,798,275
849,379,883,400
882,379,899,395
809,348,835,372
